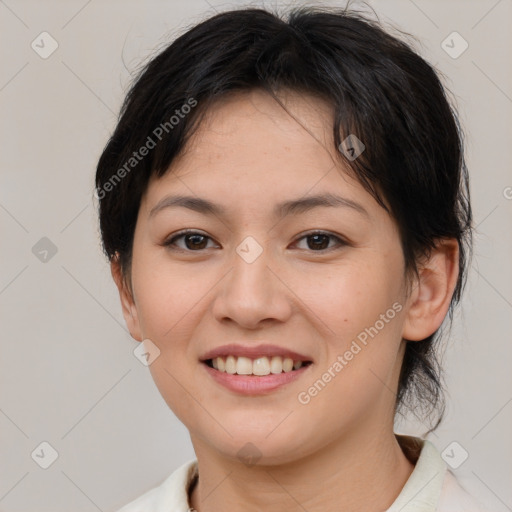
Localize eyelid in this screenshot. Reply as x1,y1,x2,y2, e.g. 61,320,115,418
163,229,349,253
163,229,218,250
292,230,349,251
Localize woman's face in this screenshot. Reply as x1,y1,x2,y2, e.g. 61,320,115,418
121,89,416,464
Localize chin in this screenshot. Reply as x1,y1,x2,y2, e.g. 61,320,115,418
192,422,316,467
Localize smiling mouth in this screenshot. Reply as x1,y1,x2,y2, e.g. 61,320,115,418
203,356,313,376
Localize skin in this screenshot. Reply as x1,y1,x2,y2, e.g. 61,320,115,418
112,89,459,512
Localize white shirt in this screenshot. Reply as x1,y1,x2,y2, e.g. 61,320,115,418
116,435,485,511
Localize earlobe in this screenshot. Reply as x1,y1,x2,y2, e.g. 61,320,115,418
402,239,459,342
110,254,143,342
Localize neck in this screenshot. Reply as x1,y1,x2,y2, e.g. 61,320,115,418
189,426,415,512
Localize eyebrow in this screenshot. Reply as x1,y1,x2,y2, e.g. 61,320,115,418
149,193,370,219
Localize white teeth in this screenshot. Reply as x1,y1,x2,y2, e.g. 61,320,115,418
270,356,283,374
210,355,306,375
282,357,293,372
236,356,253,375
225,355,236,374
253,357,270,376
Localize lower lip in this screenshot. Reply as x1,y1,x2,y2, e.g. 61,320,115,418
202,362,311,395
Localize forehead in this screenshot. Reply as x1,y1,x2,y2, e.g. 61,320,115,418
142,89,383,220
193,89,332,150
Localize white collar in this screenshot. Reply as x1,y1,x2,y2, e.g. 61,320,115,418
386,435,446,511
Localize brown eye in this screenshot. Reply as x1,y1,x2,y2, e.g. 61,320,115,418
306,234,330,250
164,230,216,251
294,231,347,252
183,233,209,250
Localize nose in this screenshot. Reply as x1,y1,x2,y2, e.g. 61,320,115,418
211,240,293,329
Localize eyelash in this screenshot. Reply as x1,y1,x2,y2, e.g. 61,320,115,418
162,229,348,253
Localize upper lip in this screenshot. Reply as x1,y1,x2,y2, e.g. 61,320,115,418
200,344,313,363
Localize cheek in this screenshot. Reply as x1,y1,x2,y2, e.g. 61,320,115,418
298,303,405,431
131,255,212,423
297,258,406,397
297,257,403,338
131,250,213,340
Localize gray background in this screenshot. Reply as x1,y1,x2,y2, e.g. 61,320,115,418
1,0,511,510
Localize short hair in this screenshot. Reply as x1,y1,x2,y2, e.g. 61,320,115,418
95,7,473,429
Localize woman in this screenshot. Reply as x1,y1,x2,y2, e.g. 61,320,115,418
96,6,482,511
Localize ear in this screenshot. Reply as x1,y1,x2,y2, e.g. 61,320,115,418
110,254,143,342
402,238,459,341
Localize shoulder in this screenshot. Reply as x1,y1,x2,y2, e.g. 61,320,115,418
115,459,198,512
437,470,486,512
